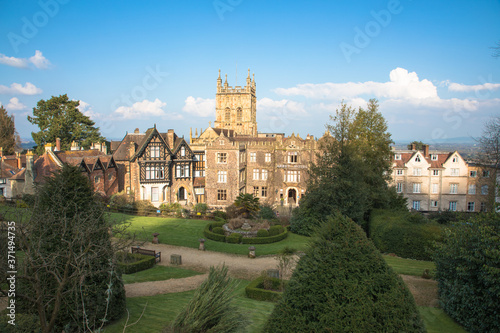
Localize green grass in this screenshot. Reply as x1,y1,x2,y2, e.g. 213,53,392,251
418,307,467,333
122,265,202,284
383,255,436,277
103,279,275,333
109,212,311,256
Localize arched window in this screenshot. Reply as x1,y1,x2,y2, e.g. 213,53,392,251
225,108,231,122
237,108,243,122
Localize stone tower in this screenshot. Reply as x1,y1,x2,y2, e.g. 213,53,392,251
214,69,257,137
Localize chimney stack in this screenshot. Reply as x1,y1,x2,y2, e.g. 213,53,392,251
55,138,61,151
45,143,53,152
167,129,175,148
411,143,416,150
71,141,80,151
423,144,429,157
16,152,21,169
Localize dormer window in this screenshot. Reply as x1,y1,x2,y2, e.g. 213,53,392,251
415,156,421,162
431,155,437,161
395,154,401,160
452,156,458,163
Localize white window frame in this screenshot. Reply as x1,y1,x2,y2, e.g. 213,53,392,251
413,168,422,176
396,169,403,176
431,200,438,208
450,183,458,194
412,200,421,210
431,155,438,161
432,170,439,176
432,183,438,194
413,183,421,193
395,154,401,160
217,152,227,164
218,171,227,183
250,152,256,162
262,169,268,180
151,187,159,202
468,184,476,194
396,183,403,193
451,168,459,176
253,169,259,180
469,170,477,178
150,146,160,158
265,153,271,162
467,202,475,212
449,201,457,211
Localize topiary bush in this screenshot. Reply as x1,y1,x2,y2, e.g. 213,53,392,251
226,233,242,244
116,252,156,274
433,212,500,333
369,209,444,260
241,228,288,244
204,221,226,242
212,210,227,221
245,276,284,302
269,225,284,236
212,227,225,235
263,213,425,333
257,229,269,237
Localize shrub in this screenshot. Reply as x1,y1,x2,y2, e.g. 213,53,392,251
269,225,284,236
212,227,225,235
263,213,425,333
212,210,227,221
21,193,36,207
15,199,28,208
241,229,288,244
194,203,208,214
172,265,247,332
109,190,133,210
257,204,277,220
257,229,269,237
117,252,156,274
369,209,444,260
204,222,226,242
225,203,240,219
289,206,321,236
226,233,242,244
245,276,284,302
134,200,156,215
0,313,40,332
433,213,500,333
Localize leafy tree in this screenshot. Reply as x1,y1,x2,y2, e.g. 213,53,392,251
407,140,426,150
5,164,126,332
172,265,247,332
233,193,260,218
0,105,20,155
433,212,500,333
476,115,500,211
28,94,104,155
265,213,425,333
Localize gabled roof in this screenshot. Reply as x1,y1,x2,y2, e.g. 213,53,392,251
172,137,194,156
112,132,146,161
393,150,458,169
132,127,172,161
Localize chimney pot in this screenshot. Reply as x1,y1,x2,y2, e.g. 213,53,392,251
45,143,53,152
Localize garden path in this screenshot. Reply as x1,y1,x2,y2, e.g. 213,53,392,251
124,242,293,298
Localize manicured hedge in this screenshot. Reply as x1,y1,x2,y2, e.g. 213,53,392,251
203,221,226,242
226,233,242,244
434,213,500,333
269,225,284,236
117,253,156,274
369,209,444,260
241,228,288,244
245,276,284,302
204,222,288,244
257,229,269,237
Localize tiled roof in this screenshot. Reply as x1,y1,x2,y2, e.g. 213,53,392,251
112,133,146,161
393,151,456,168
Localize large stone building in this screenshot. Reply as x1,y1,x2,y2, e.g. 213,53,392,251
111,70,319,208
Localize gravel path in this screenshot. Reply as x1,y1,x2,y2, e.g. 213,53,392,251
124,242,294,298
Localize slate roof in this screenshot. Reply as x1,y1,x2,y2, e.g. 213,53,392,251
393,151,455,169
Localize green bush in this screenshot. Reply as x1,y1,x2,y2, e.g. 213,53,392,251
241,228,288,244
15,199,28,208
0,312,40,332
160,202,182,213
264,213,425,333
434,213,500,333
226,233,242,244
269,225,284,236
245,276,284,302
194,203,208,214
212,210,227,221
204,221,226,242
257,205,277,220
21,193,36,207
212,227,225,235
369,209,444,260
134,200,156,215
117,252,156,274
257,229,269,237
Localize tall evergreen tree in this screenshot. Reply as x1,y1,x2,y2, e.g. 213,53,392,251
265,213,425,333
28,94,104,155
0,105,19,155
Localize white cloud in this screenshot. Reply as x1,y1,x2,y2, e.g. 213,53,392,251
77,100,106,120
0,82,42,95
182,96,215,117
114,98,177,119
275,67,437,100
257,98,307,116
0,54,28,68
0,50,51,69
29,50,51,69
447,82,500,92
6,97,27,110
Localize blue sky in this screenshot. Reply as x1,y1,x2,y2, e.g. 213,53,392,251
1,0,499,143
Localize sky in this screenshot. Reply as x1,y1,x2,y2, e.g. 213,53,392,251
0,0,499,144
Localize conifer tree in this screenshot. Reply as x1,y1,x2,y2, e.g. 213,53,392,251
0,105,19,155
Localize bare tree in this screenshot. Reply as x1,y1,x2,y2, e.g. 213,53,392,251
477,116,500,211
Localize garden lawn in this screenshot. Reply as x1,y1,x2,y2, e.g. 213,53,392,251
383,255,436,277
103,279,275,333
418,307,467,333
109,212,310,256
122,265,202,284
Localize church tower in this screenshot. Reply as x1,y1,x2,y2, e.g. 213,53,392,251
214,69,257,137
